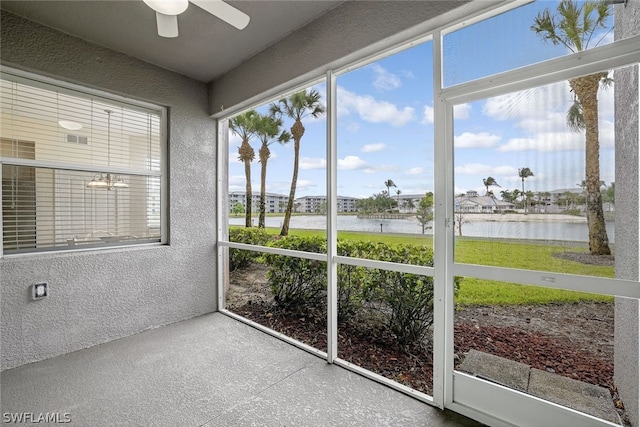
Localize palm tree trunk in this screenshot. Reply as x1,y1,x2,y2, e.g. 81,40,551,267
258,144,269,228
281,120,304,236
281,139,299,236
238,137,255,228
244,159,252,228
570,73,610,255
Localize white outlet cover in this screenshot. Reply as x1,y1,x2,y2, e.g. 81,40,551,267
32,283,48,300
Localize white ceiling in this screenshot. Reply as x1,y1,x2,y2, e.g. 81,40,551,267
1,0,344,83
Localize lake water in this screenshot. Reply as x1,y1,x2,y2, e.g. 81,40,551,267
229,215,615,243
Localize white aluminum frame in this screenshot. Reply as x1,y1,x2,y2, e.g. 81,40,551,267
440,35,640,426
215,0,640,424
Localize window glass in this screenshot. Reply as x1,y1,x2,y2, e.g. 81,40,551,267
443,0,615,87
453,66,620,278
336,41,435,258
0,73,163,253
454,278,617,422
227,83,327,245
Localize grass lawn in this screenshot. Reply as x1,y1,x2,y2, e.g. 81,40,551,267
229,226,614,306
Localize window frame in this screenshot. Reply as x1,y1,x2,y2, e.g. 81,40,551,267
0,67,168,257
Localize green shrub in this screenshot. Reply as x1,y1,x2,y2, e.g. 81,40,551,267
357,244,436,346
336,240,379,320
262,235,461,346
228,228,271,270
263,236,327,312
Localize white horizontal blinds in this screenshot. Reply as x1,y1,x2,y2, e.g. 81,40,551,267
1,164,36,251
0,78,160,172
2,166,161,253
0,73,163,253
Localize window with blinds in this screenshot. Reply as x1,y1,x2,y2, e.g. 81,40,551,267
0,72,164,254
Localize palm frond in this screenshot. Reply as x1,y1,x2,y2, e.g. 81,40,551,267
566,98,585,132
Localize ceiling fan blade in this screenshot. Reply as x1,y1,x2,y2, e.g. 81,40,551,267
156,12,179,38
190,0,250,30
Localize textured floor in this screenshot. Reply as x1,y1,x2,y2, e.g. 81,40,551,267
1,313,482,426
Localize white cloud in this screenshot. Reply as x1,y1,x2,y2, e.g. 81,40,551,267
337,87,415,126
229,175,245,185
407,167,425,175
454,163,517,176
422,103,469,124
300,157,326,170
599,85,614,118
295,180,317,191
336,155,398,174
371,64,401,91
498,121,615,152
517,112,568,134
455,132,501,148
482,82,571,121
422,105,434,124
338,155,369,170
498,132,584,152
454,103,471,119
361,143,385,153
228,132,242,147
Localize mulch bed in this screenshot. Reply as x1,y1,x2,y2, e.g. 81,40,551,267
231,302,614,396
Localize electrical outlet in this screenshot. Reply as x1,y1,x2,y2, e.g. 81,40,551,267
32,283,48,300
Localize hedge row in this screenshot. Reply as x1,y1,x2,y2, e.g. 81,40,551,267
260,236,460,346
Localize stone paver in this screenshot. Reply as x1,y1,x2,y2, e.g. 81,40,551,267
459,349,621,425
528,368,620,424
459,349,530,392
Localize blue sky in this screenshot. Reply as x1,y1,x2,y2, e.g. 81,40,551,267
228,0,615,200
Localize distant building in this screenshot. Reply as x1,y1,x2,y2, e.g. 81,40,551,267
455,190,515,213
395,194,430,213
228,191,288,213
295,195,359,213
229,192,359,214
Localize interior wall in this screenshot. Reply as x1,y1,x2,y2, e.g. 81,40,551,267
0,12,217,370
615,2,640,426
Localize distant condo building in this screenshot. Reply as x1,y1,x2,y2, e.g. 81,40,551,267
295,195,359,213
228,191,289,213
228,192,359,213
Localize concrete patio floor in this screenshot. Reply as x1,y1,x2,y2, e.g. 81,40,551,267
1,313,482,426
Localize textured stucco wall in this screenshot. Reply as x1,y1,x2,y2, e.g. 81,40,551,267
614,1,640,426
0,12,217,370
208,0,469,116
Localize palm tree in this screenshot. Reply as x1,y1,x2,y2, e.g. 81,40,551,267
482,176,500,196
270,89,324,236
532,0,611,255
518,167,535,213
384,179,396,197
254,113,291,228
395,189,401,211
229,110,258,228
511,189,521,206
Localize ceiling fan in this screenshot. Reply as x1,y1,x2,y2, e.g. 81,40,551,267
143,0,250,38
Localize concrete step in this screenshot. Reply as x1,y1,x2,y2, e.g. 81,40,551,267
459,349,620,425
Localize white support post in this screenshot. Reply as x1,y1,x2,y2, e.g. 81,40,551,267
217,119,230,311
433,28,456,410
326,71,338,363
